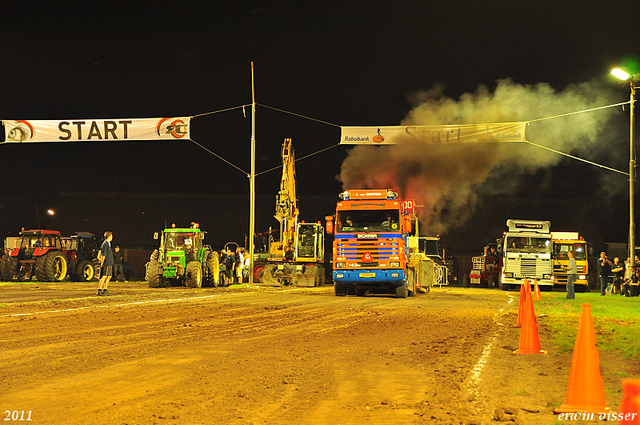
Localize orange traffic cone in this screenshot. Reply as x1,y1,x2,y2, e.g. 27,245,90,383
514,280,545,355
533,278,542,301
619,379,640,424
514,281,526,328
555,304,610,414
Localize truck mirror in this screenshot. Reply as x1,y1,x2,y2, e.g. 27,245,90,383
199,233,204,240
153,232,159,240
404,216,412,233
325,216,334,234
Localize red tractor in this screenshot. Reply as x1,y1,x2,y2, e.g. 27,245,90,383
467,242,502,288
0,229,68,282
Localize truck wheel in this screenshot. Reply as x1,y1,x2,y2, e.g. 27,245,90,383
37,251,68,282
395,284,408,298
334,282,346,296
1,255,18,281
488,276,496,289
146,260,162,288
150,249,159,261
185,261,203,288
206,251,220,287
356,287,366,297
76,260,95,282
318,265,326,286
463,274,470,288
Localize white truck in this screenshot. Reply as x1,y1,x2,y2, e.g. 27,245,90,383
499,219,554,290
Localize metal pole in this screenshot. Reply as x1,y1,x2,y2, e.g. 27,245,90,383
630,78,636,264
249,62,256,285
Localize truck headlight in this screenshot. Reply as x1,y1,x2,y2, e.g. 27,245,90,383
391,273,399,278
336,273,344,278
543,274,552,279
336,262,346,268
579,275,586,280
504,272,513,278
390,261,400,268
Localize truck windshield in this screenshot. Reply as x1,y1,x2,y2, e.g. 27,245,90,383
505,236,551,253
553,243,587,261
336,210,400,233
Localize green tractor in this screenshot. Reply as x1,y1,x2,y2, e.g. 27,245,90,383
145,226,220,288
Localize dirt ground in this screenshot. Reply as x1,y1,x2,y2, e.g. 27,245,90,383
0,282,637,425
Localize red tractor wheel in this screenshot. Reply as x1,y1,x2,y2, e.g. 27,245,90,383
253,263,266,283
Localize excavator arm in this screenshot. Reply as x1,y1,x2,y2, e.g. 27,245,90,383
271,138,299,261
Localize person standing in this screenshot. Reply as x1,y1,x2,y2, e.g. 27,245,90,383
611,256,625,294
564,250,577,300
112,245,127,282
597,251,612,296
97,231,114,296
235,248,244,284
243,250,251,283
224,249,234,285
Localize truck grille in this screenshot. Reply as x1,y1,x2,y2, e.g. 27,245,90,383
504,257,551,277
520,258,537,275
335,238,401,264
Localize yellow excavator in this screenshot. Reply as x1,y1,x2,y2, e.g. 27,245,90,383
259,138,326,286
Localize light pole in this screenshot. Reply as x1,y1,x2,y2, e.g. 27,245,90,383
611,67,637,262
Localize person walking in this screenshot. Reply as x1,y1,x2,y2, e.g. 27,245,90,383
97,231,114,296
564,250,577,300
112,245,127,282
597,251,612,296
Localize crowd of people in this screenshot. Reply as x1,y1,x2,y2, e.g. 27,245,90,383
597,252,640,297
220,247,251,285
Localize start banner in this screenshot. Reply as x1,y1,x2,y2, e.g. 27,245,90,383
340,122,527,145
2,117,191,143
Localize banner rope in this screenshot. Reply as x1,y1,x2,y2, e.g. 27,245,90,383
188,138,249,175
523,140,628,175
526,101,630,123
255,143,342,177
256,103,342,127
191,104,251,118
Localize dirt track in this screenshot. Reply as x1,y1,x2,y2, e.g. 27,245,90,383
0,283,636,424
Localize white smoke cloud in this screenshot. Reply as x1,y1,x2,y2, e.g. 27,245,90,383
338,78,623,233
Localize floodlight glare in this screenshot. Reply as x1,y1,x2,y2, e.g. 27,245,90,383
612,68,631,81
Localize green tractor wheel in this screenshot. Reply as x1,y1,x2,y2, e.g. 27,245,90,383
146,259,162,288
186,261,203,288
207,251,220,287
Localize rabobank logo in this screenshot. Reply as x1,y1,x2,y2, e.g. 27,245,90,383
373,128,385,143
344,136,370,142
496,133,522,139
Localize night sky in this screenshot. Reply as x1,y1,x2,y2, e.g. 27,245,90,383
1,1,639,240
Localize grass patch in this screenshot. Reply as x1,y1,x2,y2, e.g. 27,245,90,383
537,292,640,359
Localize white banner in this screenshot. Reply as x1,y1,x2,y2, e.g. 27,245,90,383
340,122,527,145
2,117,191,143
